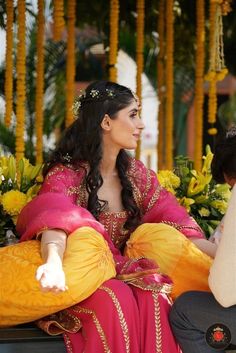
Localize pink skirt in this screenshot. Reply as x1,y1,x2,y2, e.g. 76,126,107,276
63,279,180,353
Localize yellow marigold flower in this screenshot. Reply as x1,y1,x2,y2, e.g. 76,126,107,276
215,69,228,81
205,71,216,81
157,170,180,193
1,190,27,216
208,128,218,135
198,207,210,217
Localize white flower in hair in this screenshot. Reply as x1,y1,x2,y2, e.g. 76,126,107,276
105,89,115,98
72,100,81,116
90,89,99,98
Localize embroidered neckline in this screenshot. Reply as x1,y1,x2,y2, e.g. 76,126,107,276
100,210,127,217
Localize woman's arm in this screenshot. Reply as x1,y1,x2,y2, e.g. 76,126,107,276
191,238,217,258
17,165,106,241
36,229,68,293
208,185,236,307
135,162,217,257
17,164,126,271
140,165,205,239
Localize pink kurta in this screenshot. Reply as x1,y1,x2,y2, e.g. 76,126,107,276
17,158,203,353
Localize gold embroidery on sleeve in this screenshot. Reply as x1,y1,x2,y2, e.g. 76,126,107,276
142,169,152,200
100,286,130,353
152,292,162,353
161,220,201,232
67,186,81,196
75,178,87,207
146,185,162,212
127,177,143,209
126,158,136,176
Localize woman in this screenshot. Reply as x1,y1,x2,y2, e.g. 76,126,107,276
16,81,215,353
170,126,236,353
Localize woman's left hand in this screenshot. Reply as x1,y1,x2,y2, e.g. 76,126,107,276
36,262,68,293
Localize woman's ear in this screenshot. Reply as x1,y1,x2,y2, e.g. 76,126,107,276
101,114,112,131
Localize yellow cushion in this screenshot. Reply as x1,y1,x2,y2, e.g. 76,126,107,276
124,223,213,299
0,227,116,327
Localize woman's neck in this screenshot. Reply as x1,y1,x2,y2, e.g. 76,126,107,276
100,159,117,178
100,150,119,178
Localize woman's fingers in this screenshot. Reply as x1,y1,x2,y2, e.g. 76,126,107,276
35,264,68,292
35,265,45,281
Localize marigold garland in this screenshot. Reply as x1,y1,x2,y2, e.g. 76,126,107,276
194,0,205,171
205,0,231,136
109,0,119,82
15,0,26,162
135,0,145,160
35,0,45,164
157,0,165,170
4,0,14,127
65,0,76,128
220,0,232,15
53,0,65,41
165,0,174,170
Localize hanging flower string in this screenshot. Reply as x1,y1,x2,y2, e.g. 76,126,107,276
135,0,145,160
206,1,217,136
205,0,231,136
35,0,45,164
136,0,144,104
15,0,26,162
109,0,119,82
53,0,65,41
65,0,76,128
194,0,205,171
165,0,174,170
4,0,14,127
157,0,165,170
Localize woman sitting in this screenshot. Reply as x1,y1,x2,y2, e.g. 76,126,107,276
1,81,216,353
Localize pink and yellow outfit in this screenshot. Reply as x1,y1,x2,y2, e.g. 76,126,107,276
0,158,212,353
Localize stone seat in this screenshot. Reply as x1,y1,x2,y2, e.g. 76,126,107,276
0,323,66,353
1,322,236,352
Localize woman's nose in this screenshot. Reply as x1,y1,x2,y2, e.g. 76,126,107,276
138,119,145,129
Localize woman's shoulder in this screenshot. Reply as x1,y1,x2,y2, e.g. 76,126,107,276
39,162,87,195
44,162,87,181
127,157,157,191
127,158,156,179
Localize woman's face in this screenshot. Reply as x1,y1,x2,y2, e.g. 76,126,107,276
101,99,145,150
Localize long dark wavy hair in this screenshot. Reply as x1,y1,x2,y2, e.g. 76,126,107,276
211,126,236,183
43,80,141,230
